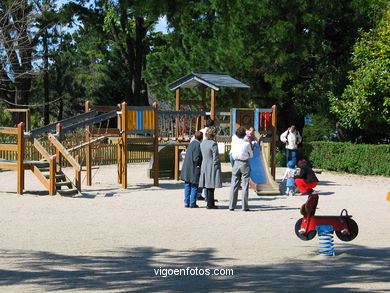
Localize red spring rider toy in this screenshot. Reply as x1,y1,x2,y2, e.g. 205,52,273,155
295,194,359,241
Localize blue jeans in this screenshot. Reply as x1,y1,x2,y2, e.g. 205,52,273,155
285,149,297,166
184,182,198,206
229,152,235,167
197,187,208,200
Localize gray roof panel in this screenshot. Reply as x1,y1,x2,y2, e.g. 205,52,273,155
169,72,250,91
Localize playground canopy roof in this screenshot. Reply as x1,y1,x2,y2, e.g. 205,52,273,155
168,72,250,91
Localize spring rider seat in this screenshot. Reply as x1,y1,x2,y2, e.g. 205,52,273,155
295,194,359,242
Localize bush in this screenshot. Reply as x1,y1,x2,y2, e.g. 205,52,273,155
302,142,390,176
275,150,286,167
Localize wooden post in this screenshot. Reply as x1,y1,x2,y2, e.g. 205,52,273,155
210,88,215,121
174,89,180,180
201,86,206,128
49,156,56,195
121,102,128,188
235,88,242,108
75,167,81,191
26,109,31,131
56,123,62,172
17,122,25,195
117,109,122,184
271,105,277,180
153,102,159,186
85,101,92,186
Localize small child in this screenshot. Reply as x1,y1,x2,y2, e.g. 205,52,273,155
245,127,258,148
282,160,297,196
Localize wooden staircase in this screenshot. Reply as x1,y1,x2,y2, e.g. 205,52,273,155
31,160,80,196
30,137,81,196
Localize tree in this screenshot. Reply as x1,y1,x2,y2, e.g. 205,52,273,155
145,0,387,137
0,0,57,123
330,8,390,142
102,0,157,105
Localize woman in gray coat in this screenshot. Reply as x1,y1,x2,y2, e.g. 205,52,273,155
199,126,222,209
180,131,203,208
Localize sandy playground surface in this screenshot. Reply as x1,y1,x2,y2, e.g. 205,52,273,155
0,163,389,292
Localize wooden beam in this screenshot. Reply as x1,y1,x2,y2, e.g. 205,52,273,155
31,165,50,190
0,127,18,135
66,135,108,153
4,108,29,113
0,144,17,151
33,139,52,162
75,169,81,191
91,105,119,112
235,88,242,108
49,157,56,196
48,134,81,172
85,101,92,186
201,86,206,128
26,109,31,131
117,112,122,184
17,122,25,195
175,89,180,181
56,124,62,172
0,162,18,170
210,88,215,121
121,102,128,188
153,102,159,186
127,137,154,144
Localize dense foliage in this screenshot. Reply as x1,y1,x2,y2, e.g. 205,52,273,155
330,10,390,142
301,142,390,176
0,0,388,144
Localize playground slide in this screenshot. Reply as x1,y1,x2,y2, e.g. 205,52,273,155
249,143,280,195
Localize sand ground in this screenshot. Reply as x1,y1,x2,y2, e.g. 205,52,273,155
0,163,389,292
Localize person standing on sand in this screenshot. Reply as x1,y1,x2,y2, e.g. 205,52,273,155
198,127,222,209
280,125,302,166
229,127,253,211
191,118,215,201
282,160,297,196
180,131,203,208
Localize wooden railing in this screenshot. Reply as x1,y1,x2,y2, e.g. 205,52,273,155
0,123,25,194
31,138,56,195
1,141,240,166
48,133,81,190
1,141,152,165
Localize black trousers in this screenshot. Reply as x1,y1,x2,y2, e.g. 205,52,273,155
207,188,215,208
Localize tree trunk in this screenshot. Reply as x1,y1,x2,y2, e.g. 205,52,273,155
43,29,50,125
110,11,150,106
134,17,149,106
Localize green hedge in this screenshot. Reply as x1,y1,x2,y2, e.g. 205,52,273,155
301,142,390,176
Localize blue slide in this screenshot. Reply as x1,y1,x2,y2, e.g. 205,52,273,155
248,144,280,195
249,146,267,184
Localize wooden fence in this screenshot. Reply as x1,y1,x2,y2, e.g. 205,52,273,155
0,140,152,166
0,140,271,167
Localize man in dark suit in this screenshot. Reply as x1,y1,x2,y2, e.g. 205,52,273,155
180,131,203,208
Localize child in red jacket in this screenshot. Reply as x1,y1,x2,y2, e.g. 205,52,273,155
294,159,319,195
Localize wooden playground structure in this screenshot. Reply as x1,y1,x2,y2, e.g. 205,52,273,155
0,101,207,195
0,72,279,196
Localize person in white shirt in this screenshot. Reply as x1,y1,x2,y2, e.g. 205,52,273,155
229,127,253,211
280,125,302,166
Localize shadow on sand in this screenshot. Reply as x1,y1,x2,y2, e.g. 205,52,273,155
0,245,388,292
